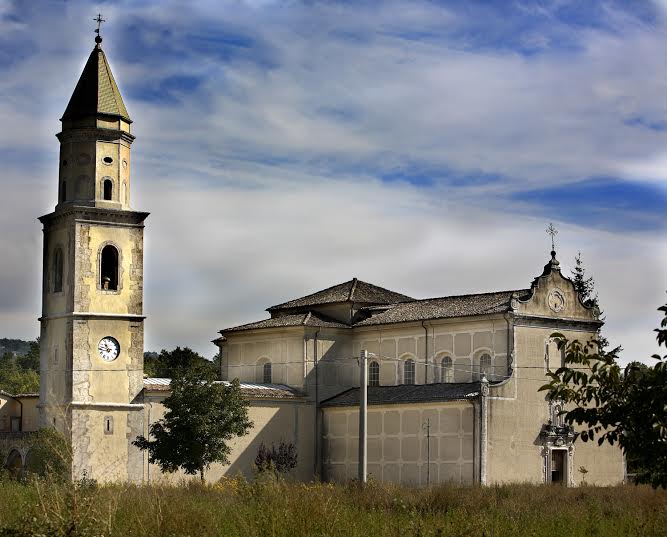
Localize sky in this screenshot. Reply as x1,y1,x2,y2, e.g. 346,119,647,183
0,0,665,363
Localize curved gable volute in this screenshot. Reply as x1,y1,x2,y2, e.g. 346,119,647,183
512,251,600,322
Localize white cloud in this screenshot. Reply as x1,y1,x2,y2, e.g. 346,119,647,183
0,0,665,366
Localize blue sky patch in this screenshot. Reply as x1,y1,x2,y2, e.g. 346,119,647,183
512,177,667,232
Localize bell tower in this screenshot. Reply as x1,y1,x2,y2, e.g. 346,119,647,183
39,27,147,482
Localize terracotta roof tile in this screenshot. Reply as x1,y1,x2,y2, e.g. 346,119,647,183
143,378,303,399
321,383,481,407
221,311,349,333
354,290,529,326
267,278,413,311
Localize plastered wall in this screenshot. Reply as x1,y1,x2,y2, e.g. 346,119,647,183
485,326,623,486
352,318,510,387
143,397,316,483
71,407,143,482
323,402,475,486
224,332,307,388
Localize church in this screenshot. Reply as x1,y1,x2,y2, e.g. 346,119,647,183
1,32,624,486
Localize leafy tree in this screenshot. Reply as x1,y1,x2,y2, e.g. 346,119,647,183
255,441,298,475
24,428,72,481
540,302,667,488
143,347,218,379
0,353,39,394
570,252,609,351
133,365,252,482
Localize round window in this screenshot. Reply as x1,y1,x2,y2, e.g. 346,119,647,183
103,156,113,165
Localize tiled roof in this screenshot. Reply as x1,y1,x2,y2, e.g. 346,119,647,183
354,290,529,326
62,44,131,122
143,378,302,399
321,383,481,407
222,311,349,333
0,389,37,399
268,278,414,311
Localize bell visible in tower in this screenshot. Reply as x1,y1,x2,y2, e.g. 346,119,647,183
56,18,135,211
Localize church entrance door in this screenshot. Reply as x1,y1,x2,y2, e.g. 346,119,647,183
550,449,566,485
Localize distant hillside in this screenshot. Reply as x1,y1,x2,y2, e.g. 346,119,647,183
0,338,33,357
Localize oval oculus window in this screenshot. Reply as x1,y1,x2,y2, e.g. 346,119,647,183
103,156,113,165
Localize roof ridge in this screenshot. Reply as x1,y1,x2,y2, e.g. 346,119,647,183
267,279,356,311
386,289,529,304
348,278,359,301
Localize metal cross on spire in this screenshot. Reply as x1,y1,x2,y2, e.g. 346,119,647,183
546,222,558,251
94,13,106,36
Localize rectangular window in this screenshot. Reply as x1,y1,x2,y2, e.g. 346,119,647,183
10,417,21,433
369,361,380,387
104,416,113,435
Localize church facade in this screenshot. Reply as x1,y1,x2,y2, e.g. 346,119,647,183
2,35,624,486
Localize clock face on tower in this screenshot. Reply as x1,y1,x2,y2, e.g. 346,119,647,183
98,337,120,362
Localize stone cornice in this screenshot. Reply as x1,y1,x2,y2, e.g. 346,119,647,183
39,312,145,322
70,402,144,410
56,126,135,144
39,205,149,227
513,314,602,332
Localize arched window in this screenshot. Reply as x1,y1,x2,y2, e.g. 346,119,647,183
441,356,453,383
404,359,415,385
546,339,563,372
480,353,492,380
59,181,67,203
103,179,113,201
369,361,380,387
263,362,272,384
100,245,119,290
52,248,63,293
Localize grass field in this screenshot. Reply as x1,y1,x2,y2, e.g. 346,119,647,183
0,476,665,537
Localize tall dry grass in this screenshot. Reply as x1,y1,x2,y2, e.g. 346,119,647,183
0,476,665,537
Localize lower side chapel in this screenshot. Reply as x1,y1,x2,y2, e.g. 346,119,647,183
1,34,624,486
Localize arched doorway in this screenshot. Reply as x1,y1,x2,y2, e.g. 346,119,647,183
5,449,24,480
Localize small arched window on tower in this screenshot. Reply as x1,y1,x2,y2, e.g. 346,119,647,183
263,362,272,384
369,360,380,387
59,181,67,203
479,353,492,381
441,356,453,383
100,245,119,290
403,359,415,385
52,248,63,293
103,179,113,201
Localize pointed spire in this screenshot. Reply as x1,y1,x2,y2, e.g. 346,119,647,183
61,33,131,123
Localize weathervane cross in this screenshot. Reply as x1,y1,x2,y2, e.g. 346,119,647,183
94,13,106,35
546,223,558,251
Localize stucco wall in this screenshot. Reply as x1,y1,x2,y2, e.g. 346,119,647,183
143,396,316,483
224,331,307,388
352,318,509,387
322,402,475,486
0,395,19,432
70,406,143,482
485,326,623,486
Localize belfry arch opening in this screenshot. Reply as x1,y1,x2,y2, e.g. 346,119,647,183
103,179,113,201
100,245,119,290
